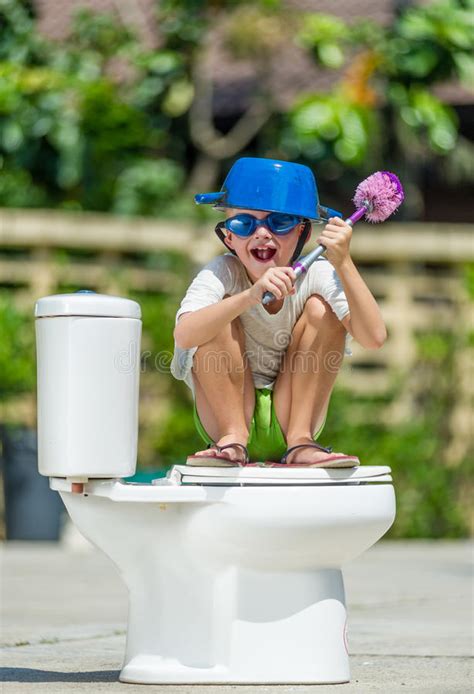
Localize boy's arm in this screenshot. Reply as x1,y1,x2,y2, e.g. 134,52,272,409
174,266,296,350
174,290,255,350
317,218,387,350
337,258,387,350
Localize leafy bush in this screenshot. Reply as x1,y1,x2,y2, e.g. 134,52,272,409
113,159,185,216
0,294,36,395
286,0,472,177
0,2,190,213
322,387,469,539
0,0,472,212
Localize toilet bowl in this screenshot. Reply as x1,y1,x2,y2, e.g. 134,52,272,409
35,293,396,685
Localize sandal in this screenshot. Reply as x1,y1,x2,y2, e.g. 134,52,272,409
276,442,360,469
186,443,250,468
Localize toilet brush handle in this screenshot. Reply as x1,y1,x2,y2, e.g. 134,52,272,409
261,171,405,306
261,242,327,306
261,219,355,306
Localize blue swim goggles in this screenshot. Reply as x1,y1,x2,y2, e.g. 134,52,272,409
221,212,303,237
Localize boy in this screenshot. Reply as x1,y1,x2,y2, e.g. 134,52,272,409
170,158,386,467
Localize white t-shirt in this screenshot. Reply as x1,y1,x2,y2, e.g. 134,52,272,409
170,252,351,394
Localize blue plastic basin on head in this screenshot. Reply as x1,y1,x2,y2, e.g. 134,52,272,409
195,157,341,221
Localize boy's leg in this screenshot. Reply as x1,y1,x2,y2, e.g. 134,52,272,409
190,317,255,463
273,295,346,464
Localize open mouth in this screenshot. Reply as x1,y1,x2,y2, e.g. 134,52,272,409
250,247,277,263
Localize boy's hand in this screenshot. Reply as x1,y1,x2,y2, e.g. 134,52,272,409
317,217,352,268
247,266,297,304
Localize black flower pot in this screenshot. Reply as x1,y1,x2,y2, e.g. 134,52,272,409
1,426,64,541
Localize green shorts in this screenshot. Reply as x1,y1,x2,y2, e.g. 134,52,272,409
193,387,326,463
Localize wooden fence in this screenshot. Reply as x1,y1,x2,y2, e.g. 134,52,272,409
1,208,473,464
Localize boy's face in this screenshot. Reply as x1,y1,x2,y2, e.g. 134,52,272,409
222,208,307,282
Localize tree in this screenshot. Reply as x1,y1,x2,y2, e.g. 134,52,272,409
0,0,471,217
286,1,473,215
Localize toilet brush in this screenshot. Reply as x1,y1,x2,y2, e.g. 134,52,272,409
262,171,405,305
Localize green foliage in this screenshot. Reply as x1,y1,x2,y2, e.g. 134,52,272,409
0,0,44,64
416,331,451,361
136,290,179,355
322,388,468,539
224,4,290,60
0,0,472,210
71,9,134,59
156,0,208,55
463,263,474,299
390,0,474,85
130,281,203,469
0,293,36,395
297,14,348,68
290,93,378,167
286,0,472,174
113,159,185,216
0,2,189,213
390,83,458,154
152,398,202,468
0,163,46,206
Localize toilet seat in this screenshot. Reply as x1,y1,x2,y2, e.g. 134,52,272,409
166,464,392,486
50,465,392,501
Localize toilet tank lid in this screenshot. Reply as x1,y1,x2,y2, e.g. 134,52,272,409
35,293,141,319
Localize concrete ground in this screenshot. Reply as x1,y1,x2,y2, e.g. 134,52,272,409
0,534,472,693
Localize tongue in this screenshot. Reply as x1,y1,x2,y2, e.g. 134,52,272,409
255,249,275,260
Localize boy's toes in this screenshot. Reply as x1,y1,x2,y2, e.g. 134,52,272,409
193,447,218,458
186,441,249,466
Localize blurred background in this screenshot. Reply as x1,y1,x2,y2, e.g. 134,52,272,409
0,0,472,541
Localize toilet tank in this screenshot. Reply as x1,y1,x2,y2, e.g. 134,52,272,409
35,293,142,479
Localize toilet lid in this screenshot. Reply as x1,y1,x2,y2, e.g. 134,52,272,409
167,465,392,486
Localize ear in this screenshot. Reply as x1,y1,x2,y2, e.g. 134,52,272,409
299,222,311,240
223,232,234,251
289,221,312,265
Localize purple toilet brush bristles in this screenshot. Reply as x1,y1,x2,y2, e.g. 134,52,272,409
351,171,404,224
262,171,405,305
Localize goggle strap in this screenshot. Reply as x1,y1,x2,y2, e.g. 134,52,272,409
290,220,312,264
214,223,237,256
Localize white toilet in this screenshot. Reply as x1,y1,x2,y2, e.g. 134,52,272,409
35,292,396,685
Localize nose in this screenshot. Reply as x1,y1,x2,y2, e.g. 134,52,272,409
254,222,272,237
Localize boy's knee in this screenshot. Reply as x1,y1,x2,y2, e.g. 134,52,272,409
196,317,245,351
192,318,248,384
303,295,344,335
